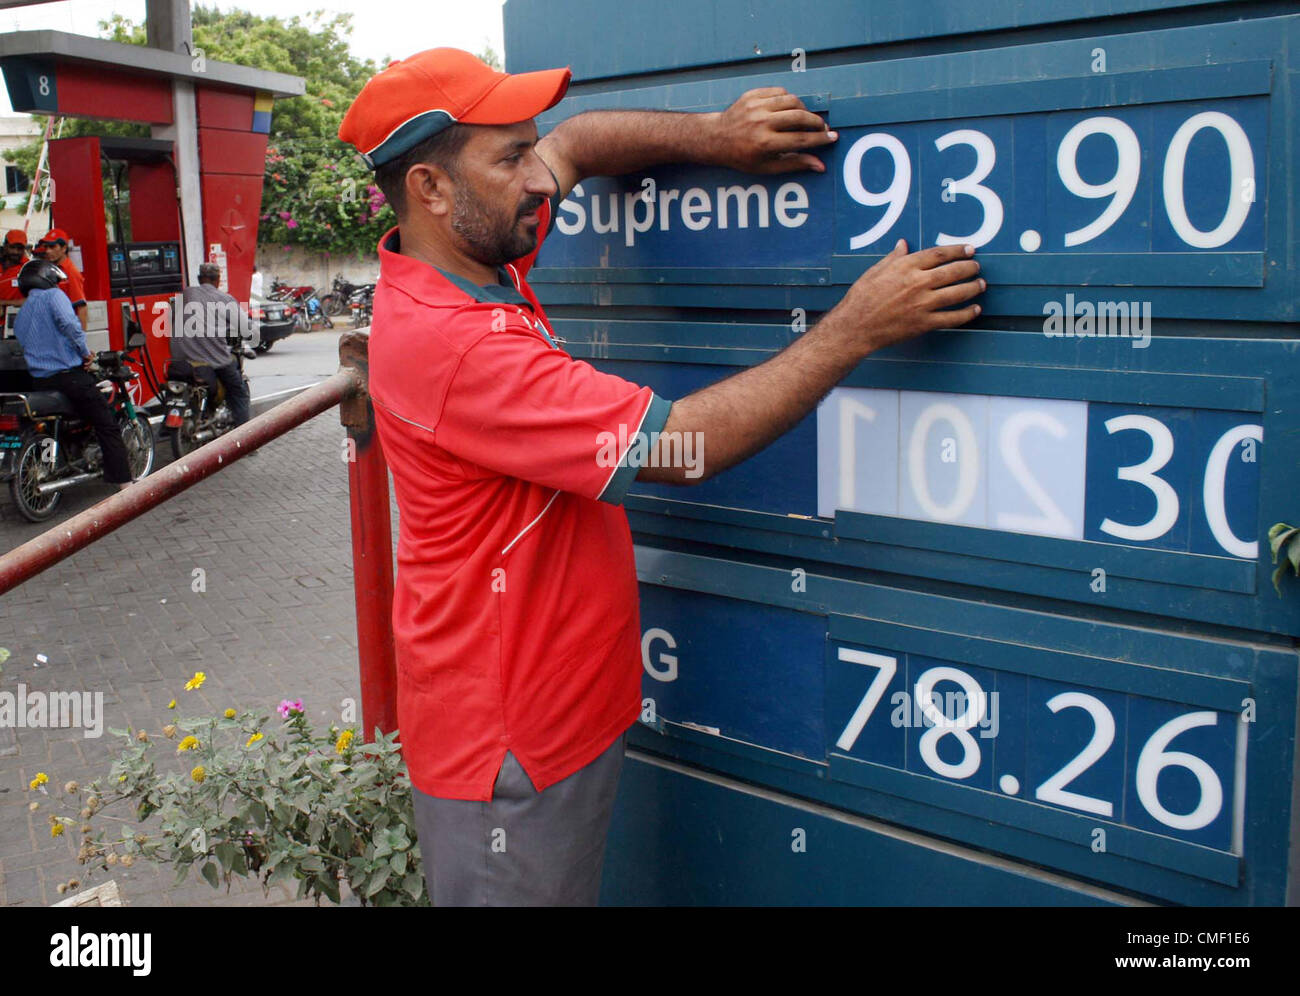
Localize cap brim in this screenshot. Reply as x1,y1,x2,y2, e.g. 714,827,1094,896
462,66,572,126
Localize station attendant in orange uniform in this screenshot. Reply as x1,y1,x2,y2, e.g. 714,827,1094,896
34,229,88,330
0,229,29,304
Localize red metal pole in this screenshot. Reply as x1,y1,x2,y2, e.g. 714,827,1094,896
0,369,359,596
338,334,398,742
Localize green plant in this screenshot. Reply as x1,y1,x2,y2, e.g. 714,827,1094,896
1268,522,1300,596
45,674,428,906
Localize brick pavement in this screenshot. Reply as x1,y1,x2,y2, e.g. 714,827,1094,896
0,403,391,906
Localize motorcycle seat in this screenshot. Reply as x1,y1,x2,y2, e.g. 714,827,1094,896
24,390,76,416
165,359,200,382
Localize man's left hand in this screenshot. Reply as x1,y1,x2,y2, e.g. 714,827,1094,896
711,87,837,174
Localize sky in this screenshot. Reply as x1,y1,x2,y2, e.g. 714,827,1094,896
0,0,507,113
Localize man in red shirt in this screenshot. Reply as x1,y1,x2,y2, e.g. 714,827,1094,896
340,49,983,905
0,229,28,304
34,229,88,330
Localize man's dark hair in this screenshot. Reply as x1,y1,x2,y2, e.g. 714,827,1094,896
373,124,474,219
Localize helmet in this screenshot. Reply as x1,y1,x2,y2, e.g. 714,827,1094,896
17,259,66,294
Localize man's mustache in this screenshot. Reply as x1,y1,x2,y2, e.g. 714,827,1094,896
517,196,545,219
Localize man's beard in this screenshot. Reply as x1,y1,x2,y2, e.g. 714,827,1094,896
450,181,545,267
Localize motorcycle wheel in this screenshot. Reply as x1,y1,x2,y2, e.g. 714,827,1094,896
322,293,346,317
9,433,63,522
169,415,198,461
123,413,156,480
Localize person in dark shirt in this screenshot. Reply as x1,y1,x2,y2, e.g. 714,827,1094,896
13,259,131,489
172,262,251,426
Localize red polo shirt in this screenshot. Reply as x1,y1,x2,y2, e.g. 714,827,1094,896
57,257,87,309
0,262,23,302
369,198,671,801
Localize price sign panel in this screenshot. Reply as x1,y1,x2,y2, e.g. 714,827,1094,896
834,98,1267,260
816,389,1263,560
535,19,1298,322
632,550,1298,905
513,0,1300,907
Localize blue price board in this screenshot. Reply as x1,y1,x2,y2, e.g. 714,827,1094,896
817,388,1263,559
543,163,832,270
827,640,1240,851
835,98,1267,257
638,584,825,760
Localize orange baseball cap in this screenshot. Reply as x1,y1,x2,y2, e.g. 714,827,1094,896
39,228,69,245
339,47,571,168
4,230,26,245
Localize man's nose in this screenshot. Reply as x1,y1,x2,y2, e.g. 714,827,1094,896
526,152,558,199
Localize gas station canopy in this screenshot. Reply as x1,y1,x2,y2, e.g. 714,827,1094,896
0,29,303,120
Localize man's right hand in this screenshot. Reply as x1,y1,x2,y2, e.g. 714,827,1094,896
837,239,984,356
81,354,94,370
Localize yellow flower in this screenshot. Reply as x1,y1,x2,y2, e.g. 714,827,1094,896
184,671,206,691
245,732,263,748
51,823,64,838
334,729,355,755
167,699,176,710
29,772,48,791
176,736,200,753
223,708,236,719
118,775,127,783
190,766,206,784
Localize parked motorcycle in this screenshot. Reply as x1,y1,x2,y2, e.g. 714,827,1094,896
269,279,334,331
349,283,375,328
161,333,250,460
321,275,364,317
0,330,156,522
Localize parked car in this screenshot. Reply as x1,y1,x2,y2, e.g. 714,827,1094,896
249,299,298,353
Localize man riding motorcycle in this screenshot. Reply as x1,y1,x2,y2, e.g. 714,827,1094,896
171,262,251,427
11,258,132,490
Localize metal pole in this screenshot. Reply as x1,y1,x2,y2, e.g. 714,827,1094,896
0,368,358,595
338,332,398,742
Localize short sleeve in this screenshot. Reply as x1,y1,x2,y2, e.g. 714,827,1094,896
435,319,672,505
60,266,86,308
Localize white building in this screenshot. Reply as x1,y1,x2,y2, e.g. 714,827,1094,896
0,113,43,235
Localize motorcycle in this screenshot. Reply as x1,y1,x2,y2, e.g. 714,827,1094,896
348,283,375,328
161,332,250,461
269,279,333,331
0,329,156,522
321,275,365,317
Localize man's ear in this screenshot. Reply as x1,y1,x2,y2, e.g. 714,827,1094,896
406,162,456,218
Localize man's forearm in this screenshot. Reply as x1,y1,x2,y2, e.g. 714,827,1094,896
539,89,835,195
638,306,866,485
547,110,723,181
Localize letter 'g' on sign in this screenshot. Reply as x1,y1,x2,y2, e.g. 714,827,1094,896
642,628,678,681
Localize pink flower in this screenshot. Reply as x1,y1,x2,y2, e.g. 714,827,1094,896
278,210,292,221
286,219,298,229
277,699,304,718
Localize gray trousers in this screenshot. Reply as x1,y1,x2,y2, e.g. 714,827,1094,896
412,732,626,906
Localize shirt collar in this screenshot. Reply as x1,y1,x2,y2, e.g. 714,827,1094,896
378,227,532,309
